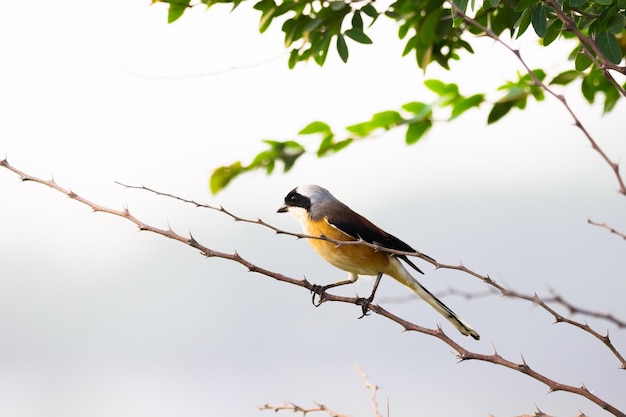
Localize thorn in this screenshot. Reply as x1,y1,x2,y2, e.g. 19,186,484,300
491,343,499,357
534,404,545,417
188,232,198,245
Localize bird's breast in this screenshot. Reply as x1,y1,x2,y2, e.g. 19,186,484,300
304,218,392,276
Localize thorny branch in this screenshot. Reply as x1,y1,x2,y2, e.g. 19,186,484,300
117,181,626,369
545,289,626,329
382,287,626,330
1,158,624,417
447,1,626,196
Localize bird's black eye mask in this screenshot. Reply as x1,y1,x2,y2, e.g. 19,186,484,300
285,189,311,211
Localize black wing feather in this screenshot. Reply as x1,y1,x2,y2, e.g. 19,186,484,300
325,204,433,274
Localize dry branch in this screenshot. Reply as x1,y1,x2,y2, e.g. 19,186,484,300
1,158,624,417
118,180,626,369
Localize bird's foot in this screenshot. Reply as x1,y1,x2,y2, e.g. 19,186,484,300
310,284,329,307
355,296,374,318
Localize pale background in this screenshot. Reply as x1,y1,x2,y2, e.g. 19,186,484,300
1,1,625,416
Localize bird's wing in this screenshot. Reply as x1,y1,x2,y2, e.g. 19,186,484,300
325,208,430,274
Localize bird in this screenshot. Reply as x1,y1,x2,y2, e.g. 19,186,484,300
277,184,480,340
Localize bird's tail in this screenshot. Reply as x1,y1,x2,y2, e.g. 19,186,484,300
391,263,480,340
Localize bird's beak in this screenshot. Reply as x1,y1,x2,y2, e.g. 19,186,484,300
277,205,288,213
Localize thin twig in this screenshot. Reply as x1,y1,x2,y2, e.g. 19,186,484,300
545,288,626,329
258,402,350,417
588,219,626,240
355,367,382,417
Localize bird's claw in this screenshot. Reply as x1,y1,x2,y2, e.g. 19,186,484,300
355,296,374,319
310,284,327,307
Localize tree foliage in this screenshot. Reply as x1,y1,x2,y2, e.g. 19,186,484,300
153,0,626,193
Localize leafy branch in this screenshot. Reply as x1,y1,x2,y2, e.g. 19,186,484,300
210,76,508,194
448,0,626,196
201,0,625,193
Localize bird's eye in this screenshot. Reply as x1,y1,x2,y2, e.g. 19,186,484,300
290,195,298,204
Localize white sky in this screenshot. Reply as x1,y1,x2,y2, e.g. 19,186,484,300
1,1,625,417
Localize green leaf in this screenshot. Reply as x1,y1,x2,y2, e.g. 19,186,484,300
332,138,353,152
402,101,432,119
569,0,586,6
337,34,349,63
398,21,411,40
303,18,323,34
424,79,459,96
167,1,189,23
451,94,484,119
369,110,402,129
313,32,332,66
514,0,537,12
515,7,534,39
487,101,515,124
259,3,277,33
452,0,469,14
594,0,614,4
329,0,347,11
352,11,364,31
361,4,379,20
345,28,373,44
401,35,417,57
531,6,547,38
405,120,432,144
249,149,277,170
345,121,372,136
607,13,625,35
419,9,445,46
317,134,333,156
596,31,622,64
288,49,298,69
542,20,561,46
488,0,500,7
581,69,620,113
574,51,592,71
550,70,581,85
210,162,244,194
299,121,331,135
